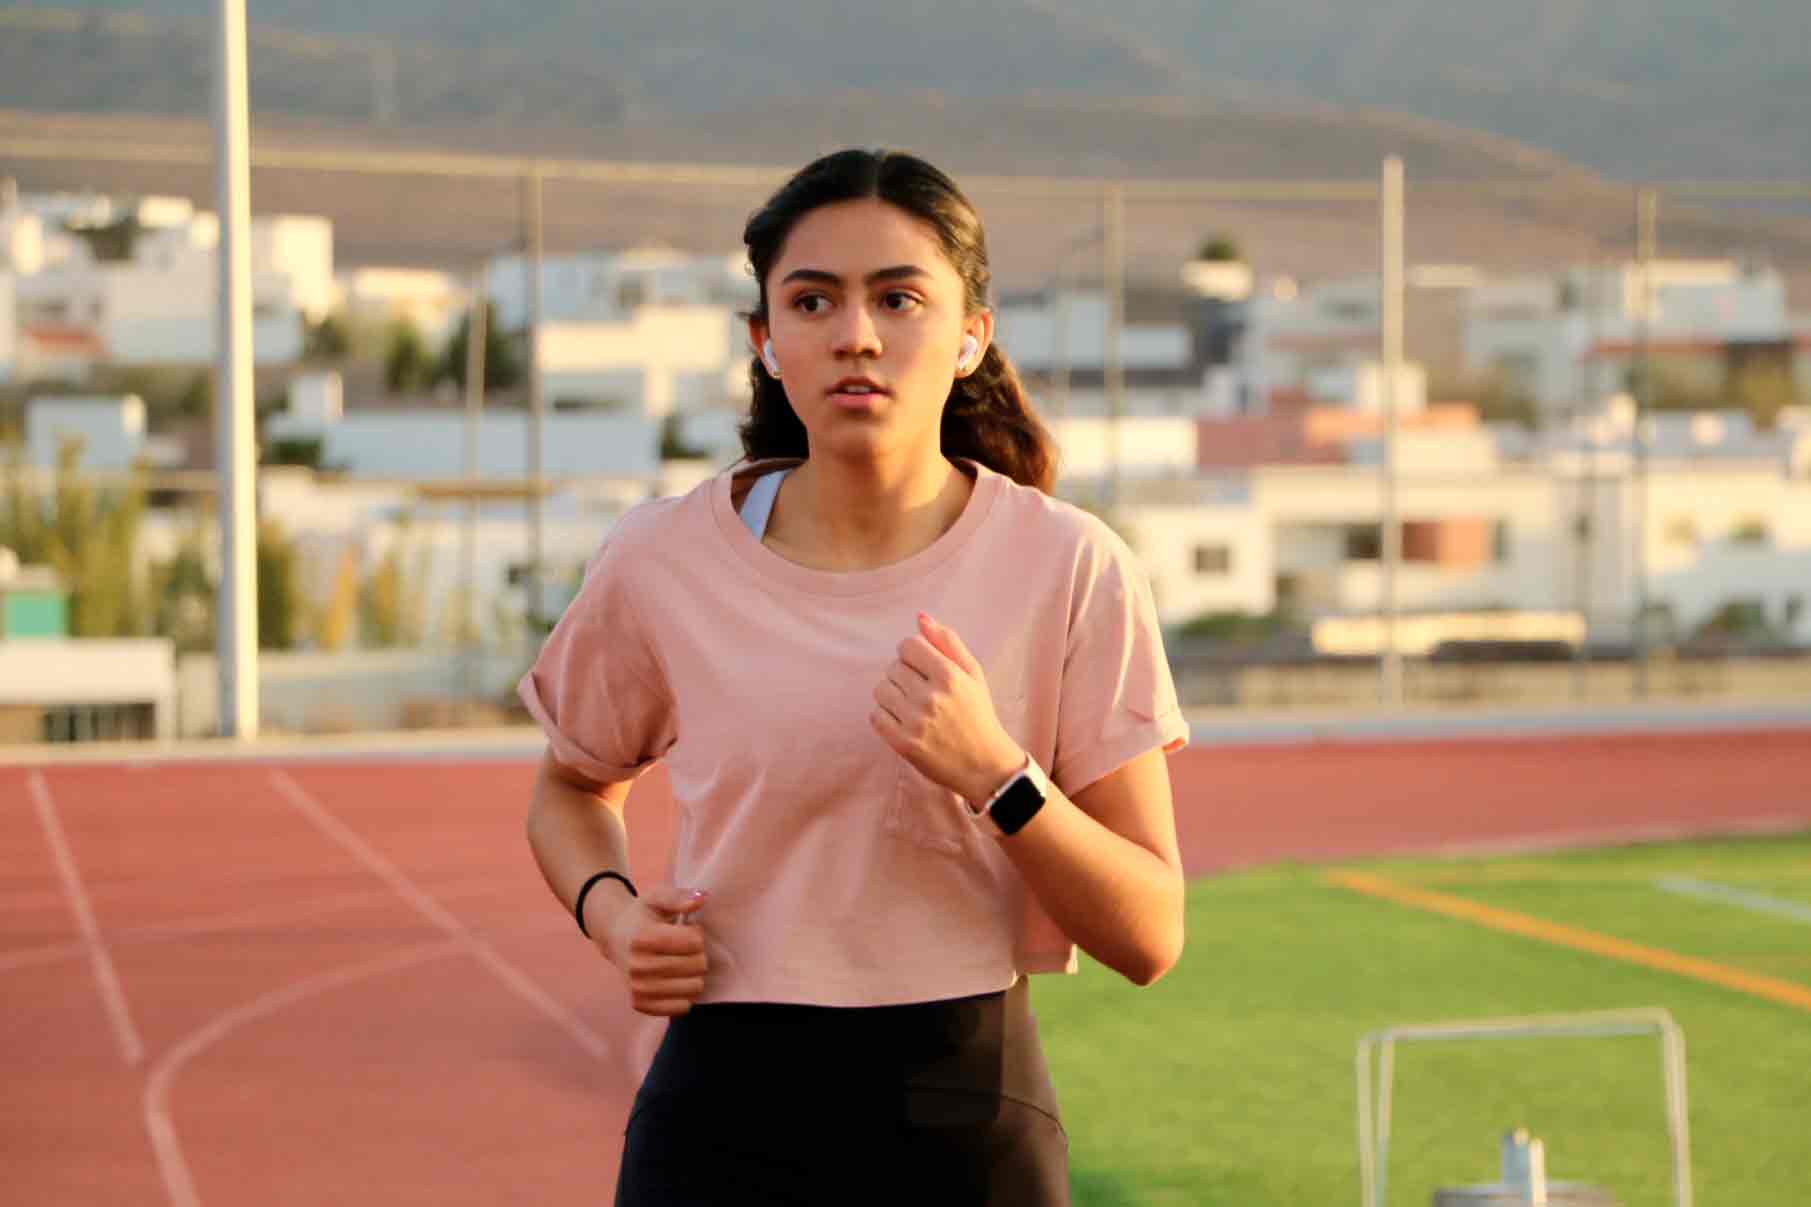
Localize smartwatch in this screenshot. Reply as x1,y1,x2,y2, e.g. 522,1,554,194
973,755,1052,838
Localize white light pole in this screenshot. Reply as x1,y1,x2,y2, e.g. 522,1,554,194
1379,156,1405,708
213,0,258,738
1102,184,1125,516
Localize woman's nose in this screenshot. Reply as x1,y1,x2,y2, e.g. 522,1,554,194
830,303,882,359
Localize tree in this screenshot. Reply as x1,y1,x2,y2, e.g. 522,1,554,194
313,545,362,651
256,519,302,650
1195,235,1243,263
1728,362,1798,431
0,438,150,638
659,412,710,460
150,516,215,654
67,214,143,263
303,312,351,363
438,302,524,392
383,321,433,393
358,521,428,647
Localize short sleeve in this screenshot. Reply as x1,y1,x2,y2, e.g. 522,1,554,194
1051,527,1189,796
516,516,675,783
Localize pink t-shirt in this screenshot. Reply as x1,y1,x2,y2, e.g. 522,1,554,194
518,457,1189,1007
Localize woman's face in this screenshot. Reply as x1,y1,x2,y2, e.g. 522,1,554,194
753,198,990,465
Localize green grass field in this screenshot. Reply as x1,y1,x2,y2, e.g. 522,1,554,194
1037,833,1811,1206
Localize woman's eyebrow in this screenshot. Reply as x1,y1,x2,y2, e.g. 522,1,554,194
778,264,931,287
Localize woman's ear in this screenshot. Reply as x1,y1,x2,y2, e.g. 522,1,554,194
957,311,995,377
748,318,776,375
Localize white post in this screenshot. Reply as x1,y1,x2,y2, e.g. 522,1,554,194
213,0,258,738
1379,156,1404,708
1633,187,1657,697
461,265,487,678
1102,184,1125,516
523,170,546,636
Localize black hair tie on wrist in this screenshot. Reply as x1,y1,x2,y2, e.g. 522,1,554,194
574,870,638,938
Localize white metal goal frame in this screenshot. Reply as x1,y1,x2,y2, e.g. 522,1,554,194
1356,1008,1691,1207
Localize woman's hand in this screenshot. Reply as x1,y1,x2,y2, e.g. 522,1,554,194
870,612,1026,806
596,886,710,1017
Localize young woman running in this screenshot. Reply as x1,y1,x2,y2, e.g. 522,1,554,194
520,148,1189,1206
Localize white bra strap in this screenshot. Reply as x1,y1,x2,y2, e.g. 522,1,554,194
738,468,791,539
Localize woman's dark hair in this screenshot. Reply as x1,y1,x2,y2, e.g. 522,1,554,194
740,148,1057,493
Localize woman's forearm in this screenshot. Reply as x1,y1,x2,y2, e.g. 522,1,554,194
524,753,640,945
996,787,1184,986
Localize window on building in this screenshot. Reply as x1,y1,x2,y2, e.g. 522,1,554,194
1322,300,1373,323
1194,544,1232,576
1344,524,1381,562
1730,517,1772,545
40,703,155,743
1786,594,1805,628
1494,351,1540,396
1493,520,1512,563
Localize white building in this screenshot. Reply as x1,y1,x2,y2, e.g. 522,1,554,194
1463,260,1802,421
997,270,1423,420
22,395,186,471
8,191,330,368
1048,415,1199,481
265,373,664,482
26,395,147,469
1109,410,1811,645
485,246,754,330
538,306,745,415
335,267,468,344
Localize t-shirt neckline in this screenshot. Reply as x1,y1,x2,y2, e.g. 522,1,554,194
710,457,1003,598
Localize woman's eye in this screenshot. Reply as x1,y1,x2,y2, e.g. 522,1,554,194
881,291,922,312
792,294,830,315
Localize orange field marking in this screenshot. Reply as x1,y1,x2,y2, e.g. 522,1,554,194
1325,869,1811,1015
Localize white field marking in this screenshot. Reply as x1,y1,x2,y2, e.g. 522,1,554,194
143,940,462,1207
1655,876,1811,926
267,769,612,1063
27,770,145,1065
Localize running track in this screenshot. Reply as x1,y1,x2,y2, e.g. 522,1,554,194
5,725,1810,1204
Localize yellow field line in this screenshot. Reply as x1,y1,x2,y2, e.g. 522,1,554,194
1326,870,1811,1015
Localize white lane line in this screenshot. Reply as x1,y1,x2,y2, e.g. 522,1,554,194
143,940,463,1207
27,770,145,1065
1656,876,1811,925
267,769,612,1063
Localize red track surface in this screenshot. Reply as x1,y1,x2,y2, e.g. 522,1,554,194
5,729,1809,1204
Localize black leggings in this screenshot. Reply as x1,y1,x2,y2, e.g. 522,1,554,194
615,979,1069,1206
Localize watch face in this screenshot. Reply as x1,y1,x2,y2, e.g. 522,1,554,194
990,774,1046,837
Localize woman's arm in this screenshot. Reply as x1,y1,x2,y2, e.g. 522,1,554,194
873,614,1185,987
982,748,1183,986
524,749,709,1014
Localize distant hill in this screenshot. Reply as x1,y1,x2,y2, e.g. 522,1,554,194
3,0,1808,181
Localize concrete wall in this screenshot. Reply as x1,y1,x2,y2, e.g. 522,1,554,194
176,648,536,737
0,638,177,737
26,395,146,469
1177,653,1811,712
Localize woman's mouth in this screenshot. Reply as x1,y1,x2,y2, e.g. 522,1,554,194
827,378,890,410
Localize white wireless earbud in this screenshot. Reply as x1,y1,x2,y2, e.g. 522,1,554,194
761,338,781,377
958,335,980,372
